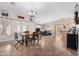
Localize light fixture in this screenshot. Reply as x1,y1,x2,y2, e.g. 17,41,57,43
27,2,37,22
28,10,37,17
74,3,79,24
74,4,78,12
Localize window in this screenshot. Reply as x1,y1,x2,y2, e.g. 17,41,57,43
6,25,11,36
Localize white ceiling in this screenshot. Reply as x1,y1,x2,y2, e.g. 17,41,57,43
0,2,78,24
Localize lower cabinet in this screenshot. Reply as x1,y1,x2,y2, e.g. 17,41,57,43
67,34,78,50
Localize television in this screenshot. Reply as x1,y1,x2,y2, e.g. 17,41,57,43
1,12,8,17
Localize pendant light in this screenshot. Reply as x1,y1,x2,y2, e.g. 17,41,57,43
27,2,37,22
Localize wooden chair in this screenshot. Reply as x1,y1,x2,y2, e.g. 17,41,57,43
35,32,42,45
30,32,42,45
14,32,24,49
24,31,30,46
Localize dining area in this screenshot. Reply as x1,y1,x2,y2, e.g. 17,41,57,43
0,2,78,56
14,28,43,50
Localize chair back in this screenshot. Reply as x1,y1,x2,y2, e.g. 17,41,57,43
14,32,18,41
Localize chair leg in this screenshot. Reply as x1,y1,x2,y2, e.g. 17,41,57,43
33,40,36,45
25,41,28,46
15,43,19,47
15,41,23,49
16,43,21,49
37,39,39,45
31,40,34,45
16,42,24,49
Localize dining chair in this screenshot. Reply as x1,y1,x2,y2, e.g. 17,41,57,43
35,32,42,45
25,31,30,46
30,32,41,45
14,32,24,49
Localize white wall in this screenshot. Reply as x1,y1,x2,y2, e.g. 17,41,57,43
0,11,36,42
43,18,75,33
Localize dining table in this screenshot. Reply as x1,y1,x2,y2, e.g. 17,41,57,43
19,32,41,46
20,33,32,46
